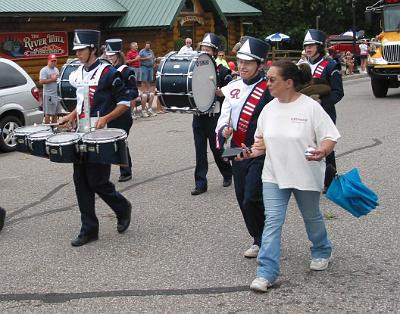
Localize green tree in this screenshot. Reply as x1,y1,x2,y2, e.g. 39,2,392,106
242,0,374,49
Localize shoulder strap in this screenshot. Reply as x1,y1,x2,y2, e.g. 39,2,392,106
117,65,128,72
232,79,268,147
313,59,330,79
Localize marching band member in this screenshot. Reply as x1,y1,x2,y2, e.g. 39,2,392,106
191,33,232,196
303,29,344,191
105,38,138,182
216,37,273,258
59,29,132,247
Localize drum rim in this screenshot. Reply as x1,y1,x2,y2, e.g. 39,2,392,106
46,133,81,146
28,130,54,141
14,125,51,135
81,128,127,143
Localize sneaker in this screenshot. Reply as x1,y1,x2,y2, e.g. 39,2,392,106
310,257,330,271
250,277,272,292
148,109,157,117
244,244,259,258
131,112,138,120
141,110,149,118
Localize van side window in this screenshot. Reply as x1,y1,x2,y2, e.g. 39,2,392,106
0,62,27,89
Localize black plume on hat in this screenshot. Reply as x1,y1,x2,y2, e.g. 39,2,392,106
73,29,101,50
200,33,221,50
236,36,270,62
105,38,123,55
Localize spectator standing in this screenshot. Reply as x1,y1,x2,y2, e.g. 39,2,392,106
303,29,344,192
39,54,59,124
126,42,141,83
345,51,355,75
178,38,193,53
359,39,369,73
215,50,229,69
139,41,157,116
242,60,340,292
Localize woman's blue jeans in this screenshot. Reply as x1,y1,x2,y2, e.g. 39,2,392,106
256,182,332,283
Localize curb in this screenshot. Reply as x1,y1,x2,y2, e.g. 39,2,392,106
342,73,368,81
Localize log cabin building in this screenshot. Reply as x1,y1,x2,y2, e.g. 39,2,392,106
0,0,261,83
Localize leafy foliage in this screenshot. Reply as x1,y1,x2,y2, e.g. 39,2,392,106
242,0,375,49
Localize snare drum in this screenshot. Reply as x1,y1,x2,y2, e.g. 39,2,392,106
28,130,54,157
14,125,52,153
81,128,128,165
156,52,217,113
46,133,81,163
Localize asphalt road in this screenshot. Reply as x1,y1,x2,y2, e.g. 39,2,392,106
0,76,399,313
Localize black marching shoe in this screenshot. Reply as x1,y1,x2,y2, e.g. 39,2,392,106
117,201,132,233
71,234,99,247
118,174,132,182
0,207,6,233
223,178,232,187
191,187,207,195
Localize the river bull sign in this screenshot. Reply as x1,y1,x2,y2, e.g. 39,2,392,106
0,31,68,60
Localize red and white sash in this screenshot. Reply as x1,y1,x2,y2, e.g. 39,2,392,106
232,80,267,147
312,59,329,79
77,64,110,119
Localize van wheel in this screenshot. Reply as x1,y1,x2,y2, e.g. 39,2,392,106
0,116,22,152
371,78,389,98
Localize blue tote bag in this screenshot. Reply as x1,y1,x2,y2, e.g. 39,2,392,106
325,168,379,218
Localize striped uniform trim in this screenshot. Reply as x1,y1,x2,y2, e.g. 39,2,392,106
312,59,330,79
232,80,268,147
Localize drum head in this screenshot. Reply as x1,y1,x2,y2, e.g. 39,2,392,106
28,130,54,141
14,125,51,136
58,59,80,112
46,133,81,145
191,53,217,112
82,128,127,143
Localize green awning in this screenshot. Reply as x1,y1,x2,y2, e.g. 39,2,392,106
0,0,127,17
111,0,184,28
215,0,261,16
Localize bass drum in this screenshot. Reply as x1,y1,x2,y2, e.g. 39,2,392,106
57,58,80,112
57,58,111,112
156,52,217,113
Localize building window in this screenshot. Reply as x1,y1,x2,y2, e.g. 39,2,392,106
182,0,194,12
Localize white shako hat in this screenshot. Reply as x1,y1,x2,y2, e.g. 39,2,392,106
105,38,123,55
236,36,270,62
303,29,326,46
73,29,101,51
200,33,221,50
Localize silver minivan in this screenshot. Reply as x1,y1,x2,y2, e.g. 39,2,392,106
0,58,44,152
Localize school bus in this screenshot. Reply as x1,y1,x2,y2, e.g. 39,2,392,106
365,0,400,97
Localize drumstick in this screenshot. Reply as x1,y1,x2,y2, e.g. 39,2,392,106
224,108,232,145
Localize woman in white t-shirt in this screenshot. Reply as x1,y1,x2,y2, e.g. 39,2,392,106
359,39,369,73
239,60,340,292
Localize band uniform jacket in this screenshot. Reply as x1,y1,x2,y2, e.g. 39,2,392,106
70,59,132,131
306,56,344,123
216,73,273,148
